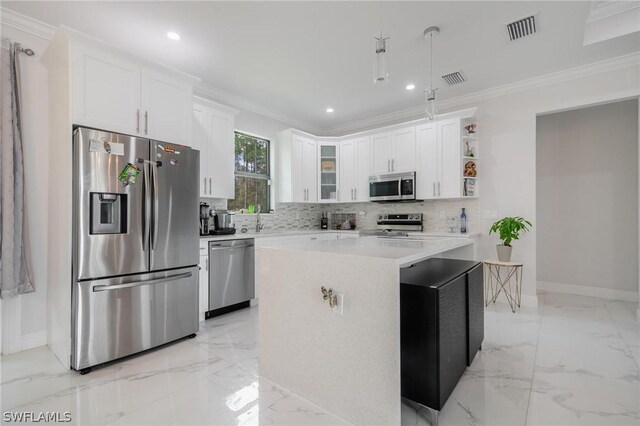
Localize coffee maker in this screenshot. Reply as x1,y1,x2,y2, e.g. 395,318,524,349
199,202,211,236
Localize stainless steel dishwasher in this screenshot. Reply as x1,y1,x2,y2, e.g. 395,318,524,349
207,239,255,317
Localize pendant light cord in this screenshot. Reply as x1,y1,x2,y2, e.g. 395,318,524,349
429,32,433,90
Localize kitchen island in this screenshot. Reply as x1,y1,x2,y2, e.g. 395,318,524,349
258,236,475,425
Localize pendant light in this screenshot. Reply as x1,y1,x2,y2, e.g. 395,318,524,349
373,31,390,83
424,26,439,120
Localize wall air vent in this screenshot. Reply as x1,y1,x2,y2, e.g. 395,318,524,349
442,71,465,86
506,14,537,41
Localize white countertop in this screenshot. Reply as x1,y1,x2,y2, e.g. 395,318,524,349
262,235,474,267
200,229,479,242
199,229,358,242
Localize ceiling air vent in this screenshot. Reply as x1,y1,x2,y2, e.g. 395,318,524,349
506,14,537,41
442,71,465,86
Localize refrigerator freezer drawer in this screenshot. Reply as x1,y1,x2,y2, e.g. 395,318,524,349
72,266,199,371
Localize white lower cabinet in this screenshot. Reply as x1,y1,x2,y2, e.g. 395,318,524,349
198,244,209,321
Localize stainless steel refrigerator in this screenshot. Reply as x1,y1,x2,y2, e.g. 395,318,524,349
72,127,199,372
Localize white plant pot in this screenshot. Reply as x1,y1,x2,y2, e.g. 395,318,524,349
497,245,512,262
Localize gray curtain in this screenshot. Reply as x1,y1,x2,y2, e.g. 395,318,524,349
0,38,34,298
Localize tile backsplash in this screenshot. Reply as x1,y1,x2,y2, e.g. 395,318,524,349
325,199,479,233
202,197,479,234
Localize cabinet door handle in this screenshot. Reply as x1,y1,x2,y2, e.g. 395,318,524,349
391,159,395,172
136,109,140,133
351,188,354,200
354,188,357,200
209,178,212,195
387,159,391,172
438,182,441,197
144,111,148,134
203,177,206,193
433,182,436,197
205,257,208,272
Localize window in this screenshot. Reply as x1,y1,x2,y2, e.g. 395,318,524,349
228,131,271,212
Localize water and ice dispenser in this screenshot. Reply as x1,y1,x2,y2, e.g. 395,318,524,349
90,192,128,234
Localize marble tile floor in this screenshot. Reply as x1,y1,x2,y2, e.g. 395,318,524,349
1,292,639,425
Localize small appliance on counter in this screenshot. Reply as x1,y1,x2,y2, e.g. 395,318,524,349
200,202,211,236
321,212,329,230
331,213,356,230
211,209,236,235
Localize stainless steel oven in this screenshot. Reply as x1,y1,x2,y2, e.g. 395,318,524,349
369,172,416,202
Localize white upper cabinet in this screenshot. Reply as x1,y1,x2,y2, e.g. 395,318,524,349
416,122,439,200
416,116,465,199
72,44,141,136
193,98,237,199
141,68,193,145
371,132,393,174
192,104,208,196
277,107,475,204
391,126,416,173
339,139,355,202
68,30,197,146
438,118,462,199
277,130,317,203
339,136,370,202
354,137,371,202
371,126,416,174
303,137,318,203
318,141,339,203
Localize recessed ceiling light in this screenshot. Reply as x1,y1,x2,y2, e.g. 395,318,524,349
167,31,181,41
326,107,334,113
405,84,416,91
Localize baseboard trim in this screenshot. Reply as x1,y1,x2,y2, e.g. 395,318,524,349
21,330,47,351
538,281,639,302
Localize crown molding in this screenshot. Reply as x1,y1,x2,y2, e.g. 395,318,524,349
195,82,323,135
324,52,640,136
0,7,56,40
586,1,640,23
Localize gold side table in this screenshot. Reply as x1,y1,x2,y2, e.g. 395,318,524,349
483,260,523,313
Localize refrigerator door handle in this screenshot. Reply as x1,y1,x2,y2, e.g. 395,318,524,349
152,161,160,250
142,162,151,251
92,272,193,292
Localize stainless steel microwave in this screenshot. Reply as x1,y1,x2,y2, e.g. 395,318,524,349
369,172,416,202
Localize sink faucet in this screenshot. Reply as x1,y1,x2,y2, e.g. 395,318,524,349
256,204,264,233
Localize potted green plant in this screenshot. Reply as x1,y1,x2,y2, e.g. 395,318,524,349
489,216,532,262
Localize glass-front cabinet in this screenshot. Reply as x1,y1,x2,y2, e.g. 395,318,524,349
317,141,339,203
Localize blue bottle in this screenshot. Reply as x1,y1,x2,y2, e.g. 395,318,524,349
460,208,467,234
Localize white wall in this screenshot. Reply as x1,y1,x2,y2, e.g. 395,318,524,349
0,24,50,351
452,67,640,304
537,100,639,298
233,109,291,142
